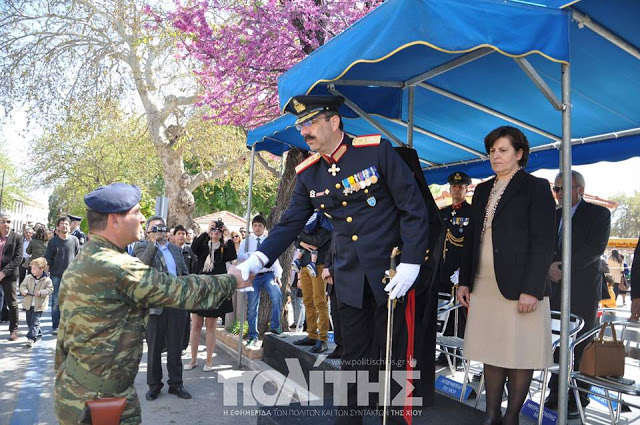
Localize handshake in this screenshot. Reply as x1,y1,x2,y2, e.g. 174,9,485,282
227,264,255,292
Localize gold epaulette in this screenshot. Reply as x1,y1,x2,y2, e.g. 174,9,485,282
352,134,381,147
295,153,321,174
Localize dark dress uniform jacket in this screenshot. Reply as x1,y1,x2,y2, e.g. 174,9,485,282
1,231,24,282
460,170,556,300
549,201,611,317
439,201,472,291
259,135,430,309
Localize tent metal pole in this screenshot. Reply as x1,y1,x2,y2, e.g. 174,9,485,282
571,9,640,60
407,86,415,147
557,62,572,425
328,85,411,150
391,119,486,158
418,82,562,142
514,58,563,110
237,144,257,368
331,80,403,87
405,47,494,87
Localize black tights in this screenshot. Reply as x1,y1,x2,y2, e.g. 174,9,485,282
484,364,533,425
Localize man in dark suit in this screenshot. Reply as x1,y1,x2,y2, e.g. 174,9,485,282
0,213,24,341
135,216,192,401
545,170,611,417
238,95,430,424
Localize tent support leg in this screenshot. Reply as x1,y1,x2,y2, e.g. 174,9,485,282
237,144,257,369
407,86,415,148
557,62,572,425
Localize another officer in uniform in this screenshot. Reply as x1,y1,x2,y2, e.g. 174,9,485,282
68,215,86,246
238,95,429,424
54,183,252,425
437,172,471,363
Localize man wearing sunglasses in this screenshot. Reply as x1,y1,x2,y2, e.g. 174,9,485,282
238,95,430,423
545,170,611,417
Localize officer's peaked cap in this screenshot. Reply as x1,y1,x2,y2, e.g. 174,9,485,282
447,171,471,185
67,214,82,222
285,95,344,126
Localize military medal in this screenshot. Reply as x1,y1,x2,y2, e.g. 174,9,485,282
328,163,340,177
367,196,377,207
310,190,316,198
369,166,379,184
349,175,359,192
363,169,372,186
358,172,367,189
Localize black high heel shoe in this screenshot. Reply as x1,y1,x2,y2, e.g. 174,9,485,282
480,414,503,425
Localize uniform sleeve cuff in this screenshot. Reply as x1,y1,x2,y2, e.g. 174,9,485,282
255,251,269,266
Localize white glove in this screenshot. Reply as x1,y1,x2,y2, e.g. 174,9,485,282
236,252,267,280
450,268,460,285
384,263,420,299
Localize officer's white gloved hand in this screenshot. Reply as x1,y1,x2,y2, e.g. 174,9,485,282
450,268,460,285
384,263,420,299
237,253,266,281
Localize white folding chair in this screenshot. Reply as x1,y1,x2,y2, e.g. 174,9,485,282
532,311,584,425
569,320,640,424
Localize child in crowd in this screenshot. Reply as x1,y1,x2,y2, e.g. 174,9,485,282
291,210,333,277
19,257,53,348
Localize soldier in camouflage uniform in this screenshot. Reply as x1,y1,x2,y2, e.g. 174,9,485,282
54,183,253,425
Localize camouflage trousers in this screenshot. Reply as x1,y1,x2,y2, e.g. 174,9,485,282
54,369,141,425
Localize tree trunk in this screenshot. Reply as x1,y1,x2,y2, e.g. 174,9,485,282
257,148,307,335
155,142,196,228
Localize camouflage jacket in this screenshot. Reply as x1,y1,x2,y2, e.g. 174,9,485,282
54,234,236,425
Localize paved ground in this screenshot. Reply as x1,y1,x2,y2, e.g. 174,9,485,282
1,301,639,424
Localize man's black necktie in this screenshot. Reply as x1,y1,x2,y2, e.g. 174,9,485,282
256,237,261,249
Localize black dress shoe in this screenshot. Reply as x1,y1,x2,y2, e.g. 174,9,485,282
327,348,343,359
168,386,192,399
145,389,160,401
310,340,328,353
293,336,316,346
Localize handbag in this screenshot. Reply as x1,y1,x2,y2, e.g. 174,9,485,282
579,322,625,377
80,397,127,425
618,273,630,292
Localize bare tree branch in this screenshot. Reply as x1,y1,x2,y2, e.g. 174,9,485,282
255,152,281,178
187,153,248,192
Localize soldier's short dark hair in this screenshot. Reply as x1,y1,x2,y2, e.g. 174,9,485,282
484,126,530,168
56,216,70,227
87,209,130,231
252,215,267,226
87,209,109,231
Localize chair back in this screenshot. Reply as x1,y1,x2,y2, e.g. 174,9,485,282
436,292,455,334
549,310,585,349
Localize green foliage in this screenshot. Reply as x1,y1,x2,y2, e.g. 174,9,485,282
31,101,163,223
225,319,249,337
611,192,640,238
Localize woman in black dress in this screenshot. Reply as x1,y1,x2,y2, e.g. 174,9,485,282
185,220,236,371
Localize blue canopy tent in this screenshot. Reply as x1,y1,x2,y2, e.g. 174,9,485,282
244,0,640,419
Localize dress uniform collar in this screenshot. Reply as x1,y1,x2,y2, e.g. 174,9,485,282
452,201,465,210
321,133,347,164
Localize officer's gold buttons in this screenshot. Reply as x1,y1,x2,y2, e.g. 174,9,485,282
342,201,347,207
364,189,369,194
320,204,325,209
346,217,353,223
335,183,341,189
352,235,358,241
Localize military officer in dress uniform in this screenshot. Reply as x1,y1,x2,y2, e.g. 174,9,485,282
68,215,86,246
54,183,252,425
238,95,430,424
437,172,472,363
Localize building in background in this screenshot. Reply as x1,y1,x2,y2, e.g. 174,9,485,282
5,195,49,232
